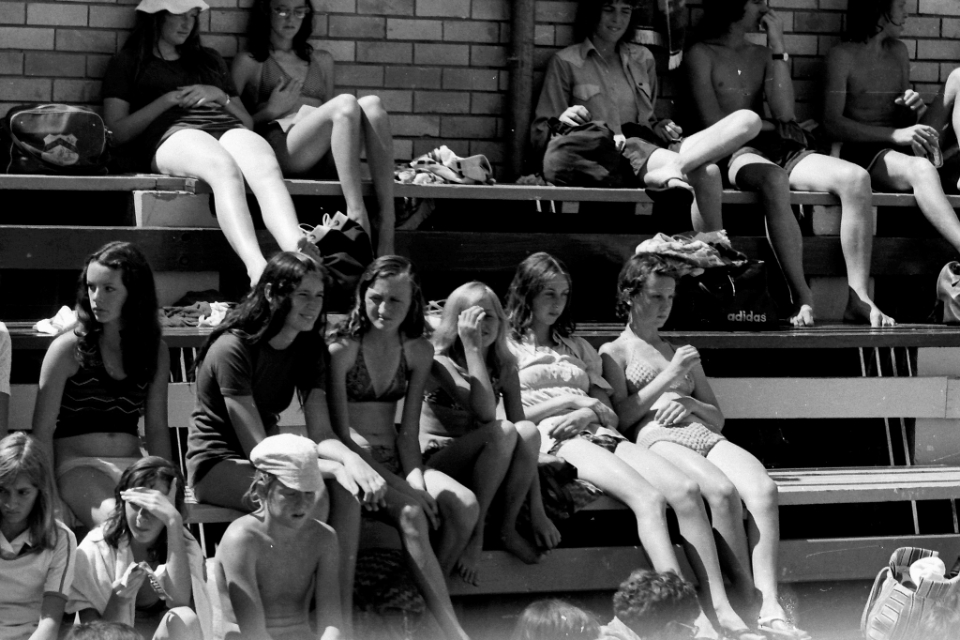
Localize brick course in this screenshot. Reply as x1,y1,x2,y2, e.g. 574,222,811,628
0,0,956,176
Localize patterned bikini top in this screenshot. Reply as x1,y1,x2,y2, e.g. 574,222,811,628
345,338,408,403
257,55,327,108
621,328,695,396
55,358,148,439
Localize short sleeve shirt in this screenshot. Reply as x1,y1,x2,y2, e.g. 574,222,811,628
0,322,10,395
186,333,326,486
0,522,76,640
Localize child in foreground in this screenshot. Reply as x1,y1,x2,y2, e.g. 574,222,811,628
217,434,343,640
602,570,700,640
510,599,602,640
0,432,76,640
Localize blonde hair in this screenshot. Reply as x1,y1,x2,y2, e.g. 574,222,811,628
432,282,516,378
0,433,59,551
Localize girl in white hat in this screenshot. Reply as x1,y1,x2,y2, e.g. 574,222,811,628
102,0,318,286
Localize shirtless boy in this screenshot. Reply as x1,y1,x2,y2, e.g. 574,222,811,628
217,434,343,640
686,0,892,327
824,0,960,264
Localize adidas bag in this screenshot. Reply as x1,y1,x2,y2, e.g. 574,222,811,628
4,104,109,174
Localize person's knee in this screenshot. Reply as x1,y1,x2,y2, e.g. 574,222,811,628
437,489,479,532
755,165,790,197
331,93,362,123
494,420,519,448
906,156,941,184
836,163,873,200
627,484,668,516
358,94,388,118
663,476,702,513
741,473,778,510
946,67,960,95
161,607,202,640
732,109,762,138
399,503,428,537
702,476,739,512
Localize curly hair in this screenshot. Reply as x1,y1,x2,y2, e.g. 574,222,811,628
843,0,896,43
573,0,643,44
613,570,700,638
67,622,143,640
432,282,516,381
615,253,682,319
506,252,576,340
331,255,429,341
103,456,185,564
0,433,59,552
196,252,328,371
74,241,160,385
510,599,601,640
245,0,314,63
122,10,223,84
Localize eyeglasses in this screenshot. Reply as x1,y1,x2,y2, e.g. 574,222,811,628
272,7,309,18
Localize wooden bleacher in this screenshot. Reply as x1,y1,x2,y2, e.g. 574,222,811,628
4,173,960,595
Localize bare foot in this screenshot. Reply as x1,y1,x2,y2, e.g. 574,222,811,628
455,533,482,586
500,528,542,565
530,511,561,550
789,304,814,327
644,165,693,192
844,288,895,327
296,236,323,264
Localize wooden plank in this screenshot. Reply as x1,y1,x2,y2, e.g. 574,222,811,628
0,174,192,191
447,546,654,596
711,377,952,419
779,535,960,582
1,227,957,278
770,466,960,504
184,501,246,524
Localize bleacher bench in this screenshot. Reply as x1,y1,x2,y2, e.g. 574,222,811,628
7,322,960,594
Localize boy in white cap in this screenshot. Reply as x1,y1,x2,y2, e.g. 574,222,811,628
216,434,343,640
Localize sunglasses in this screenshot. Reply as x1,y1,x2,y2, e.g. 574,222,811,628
272,7,309,18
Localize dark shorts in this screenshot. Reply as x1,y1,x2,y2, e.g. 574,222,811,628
838,141,900,172
724,129,816,184
620,135,684,177
548,429,627,456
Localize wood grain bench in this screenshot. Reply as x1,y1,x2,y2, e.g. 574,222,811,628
7,323,960,593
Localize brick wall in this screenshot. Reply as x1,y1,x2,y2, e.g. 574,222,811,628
0,0,957,175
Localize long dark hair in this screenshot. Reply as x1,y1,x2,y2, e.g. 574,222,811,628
843,0,896,43
332,255,429,340
246,0,314,62
123,10,222,82
0,433,59,551
196,252,329,368
75,241,160,384
573,0,642,44
506,252,576,340
103,457,186,563
696,0,750,40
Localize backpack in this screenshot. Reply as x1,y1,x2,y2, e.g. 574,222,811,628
3,104,109,174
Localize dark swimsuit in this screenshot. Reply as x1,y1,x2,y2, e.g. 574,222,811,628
345,339,409,475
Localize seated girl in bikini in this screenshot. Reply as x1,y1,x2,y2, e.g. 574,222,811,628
32,242,171,534
232,0,395,256
327,256,472,639
420,282,561,584
600,253,808,640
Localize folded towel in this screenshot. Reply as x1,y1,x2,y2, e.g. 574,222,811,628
33,306,77,335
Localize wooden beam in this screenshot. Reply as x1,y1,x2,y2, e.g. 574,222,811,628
1,227,957,278
0,174,193,191
778,535,960,582
771,467,960,505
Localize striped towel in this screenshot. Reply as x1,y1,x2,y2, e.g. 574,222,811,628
631,0,688,70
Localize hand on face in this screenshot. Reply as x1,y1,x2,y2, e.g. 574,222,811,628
121,477,181,530
457,305,487,351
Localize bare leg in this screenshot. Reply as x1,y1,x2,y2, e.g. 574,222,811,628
358,95,397,256
616,441,754,634
554,438,679,573
423,468,478,581
789,154,894,326
872,151,960,252
326,481,360,637
58,467,118,532
154,130,271,284
154,607,203,640
688,163,724,232
382,486,470,640
510,422,560,551
284,94,371,235
705,442,792,629
731,155,815,326
427,420,520,581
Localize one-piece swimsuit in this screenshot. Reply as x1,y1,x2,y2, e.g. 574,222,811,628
621,328,725,456
345,337,408,474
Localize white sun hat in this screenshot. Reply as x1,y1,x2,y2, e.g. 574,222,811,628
136,0,210,14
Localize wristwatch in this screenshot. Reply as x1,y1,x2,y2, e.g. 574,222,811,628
772,52,790,61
